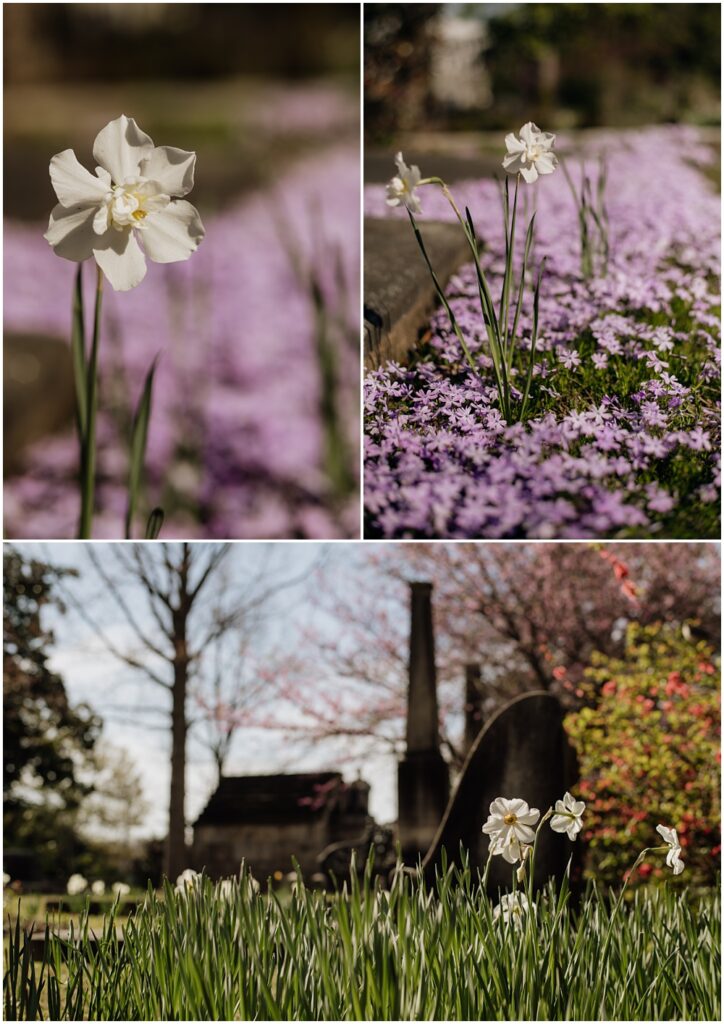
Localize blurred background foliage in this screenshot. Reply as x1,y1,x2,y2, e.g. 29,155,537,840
364,2,721,143
5,2,359,221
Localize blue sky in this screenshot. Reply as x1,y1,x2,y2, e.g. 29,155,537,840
15,541,403,837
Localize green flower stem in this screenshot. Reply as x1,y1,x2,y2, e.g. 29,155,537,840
525,807,553,904
78,264,103,539
407,210,480,381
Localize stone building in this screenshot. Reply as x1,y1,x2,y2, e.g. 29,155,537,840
192,772,370,880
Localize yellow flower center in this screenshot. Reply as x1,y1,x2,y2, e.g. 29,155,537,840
504,813,518,825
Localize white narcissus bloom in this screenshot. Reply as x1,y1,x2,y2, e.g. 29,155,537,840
44,114,204,291
483,797,540,849
111,882,131,896
217,879,235,899
493,891,535,928
90,880,106,895
550,791,586,841
656,824,685,875
175,868,200,892
503,122,558,184
66,873,88,895
385,152,423,214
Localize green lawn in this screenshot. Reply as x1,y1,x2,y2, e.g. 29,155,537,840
4,863,720,1021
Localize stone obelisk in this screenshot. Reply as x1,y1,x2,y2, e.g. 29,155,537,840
397,582,450,861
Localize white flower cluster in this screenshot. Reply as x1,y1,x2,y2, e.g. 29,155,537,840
483,792,585,869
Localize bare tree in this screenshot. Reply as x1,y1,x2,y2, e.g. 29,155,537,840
60,542,315,880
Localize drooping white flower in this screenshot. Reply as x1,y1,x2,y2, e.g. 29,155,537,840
175,868,200,892
493,891,535,928
483,797,540,849
217,879,235,899
91,879,106,896
66,873,88,895
111,881,131,896
550,792,586,841
44,114,204,291
656,824,685,875
489,833,530,865
385,152,423,214
2,872,10,887
502,122,558,184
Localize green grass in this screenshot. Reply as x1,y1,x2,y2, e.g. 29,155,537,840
4,858,720,1021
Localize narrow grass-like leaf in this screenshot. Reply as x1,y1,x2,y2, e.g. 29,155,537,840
124,355,159,539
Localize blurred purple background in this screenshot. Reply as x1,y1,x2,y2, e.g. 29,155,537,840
4,3,360,539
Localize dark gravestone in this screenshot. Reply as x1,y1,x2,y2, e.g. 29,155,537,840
422,691,579,893
364,218,471,370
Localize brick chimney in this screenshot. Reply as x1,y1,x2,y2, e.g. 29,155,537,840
397,582,450,861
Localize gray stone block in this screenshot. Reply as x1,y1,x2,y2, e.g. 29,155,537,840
364,217,471,369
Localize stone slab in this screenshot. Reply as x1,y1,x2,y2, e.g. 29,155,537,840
422,691,580,894
364,217,472,370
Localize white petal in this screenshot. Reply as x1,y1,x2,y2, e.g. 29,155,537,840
93,203,110,235
516,806,540,826
656,824,677,847
49,150,109,207
93,115,154,184
535,152,558,175
550,813,569,834
140,201,205,264
93,229,147,291
519,122,538,146
504,132,525,153
672,857,684,876
520,164,539,184
512,823,536,844
490,797,511,817
139,146,196,197
44,203,98,261
502,153,524,174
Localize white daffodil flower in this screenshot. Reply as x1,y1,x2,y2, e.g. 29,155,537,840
493,891,535,928
91,880,106,896
656,824,685,875
66,873,88,895
111,882,131,896
44,114,204,291
502,122,558,184
385,151,423,214
175,868,200,892
550,792,586,841
483,796,540,848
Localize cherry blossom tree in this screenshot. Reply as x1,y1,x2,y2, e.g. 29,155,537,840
275,543,719,769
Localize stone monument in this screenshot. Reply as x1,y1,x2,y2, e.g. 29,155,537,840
397,582,450,862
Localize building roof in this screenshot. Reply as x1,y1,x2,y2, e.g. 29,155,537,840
194,772,346,827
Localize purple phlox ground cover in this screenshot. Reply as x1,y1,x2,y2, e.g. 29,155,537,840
364,126,720,539
5,136,359,539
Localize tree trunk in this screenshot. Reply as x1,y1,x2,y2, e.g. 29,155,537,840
164,569,190,880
